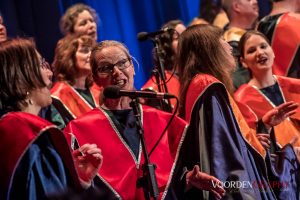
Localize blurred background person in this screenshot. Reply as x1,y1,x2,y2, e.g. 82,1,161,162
0,38,102,200
222,0,259,90
257,0,300,78
59,3,98,41
170,24,298,199
198,0,229,28
141,19,186,112
50,34,100,129
212,9,230,29
234,30,300,147
0,11,7,42
188,17,209,26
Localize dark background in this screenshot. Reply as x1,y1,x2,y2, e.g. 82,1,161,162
0,0,271,89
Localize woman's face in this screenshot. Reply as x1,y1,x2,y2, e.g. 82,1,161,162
240,34,274,75
172,23,186,54
220,38,235,71
30,54,53,108
0,16,7,42
75,39,92,73
93,46,135,91
73,10,97,41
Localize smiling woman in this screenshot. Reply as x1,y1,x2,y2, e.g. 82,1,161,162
62,40,193,199
49,34,101,129
60,3,98,41
234,30,300,148
0,38,102,200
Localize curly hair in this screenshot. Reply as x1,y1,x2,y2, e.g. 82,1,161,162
52,34,95,87
0,38,46,112
153,19,184,71
60,3,98,35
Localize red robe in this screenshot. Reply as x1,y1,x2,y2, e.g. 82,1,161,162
185,74,266,157
258,13,300,77
64,105,187,199
51,81,101,118
0,112,81,199
141,71,180,109
234,75,300,147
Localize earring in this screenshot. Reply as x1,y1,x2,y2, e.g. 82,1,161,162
26,91,33,105
28,99,33,105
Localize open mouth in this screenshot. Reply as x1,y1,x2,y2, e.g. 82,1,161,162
88,31,96,38
257,57,267,64
113,79,126,88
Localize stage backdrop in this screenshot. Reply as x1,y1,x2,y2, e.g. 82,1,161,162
0,0,270,89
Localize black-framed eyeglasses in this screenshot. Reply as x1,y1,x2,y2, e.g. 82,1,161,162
40,57,52,71
96,58,131,75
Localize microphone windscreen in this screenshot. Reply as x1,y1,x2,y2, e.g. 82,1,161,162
103,85,120,99
137,32,148,41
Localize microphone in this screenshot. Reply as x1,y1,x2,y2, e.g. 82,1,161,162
103,85,175,99
137,27,173,41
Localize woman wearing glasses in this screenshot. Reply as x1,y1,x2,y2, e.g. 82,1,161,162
0,38,102,199
50,34,101,129
62,40,225,199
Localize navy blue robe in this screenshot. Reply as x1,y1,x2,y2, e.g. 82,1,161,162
166,83,276,199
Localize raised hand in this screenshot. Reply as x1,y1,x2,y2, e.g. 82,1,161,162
262,101,298,129
186,165,225,199
73,143,103,187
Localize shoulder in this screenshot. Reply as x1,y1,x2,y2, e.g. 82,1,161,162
0,112,51,130
142,105,187,125
276,75,300,84
223,27,246,42
234,84,252,101
187,74,226,102
69,108,105,125
276,75,300,92
51,81,71,94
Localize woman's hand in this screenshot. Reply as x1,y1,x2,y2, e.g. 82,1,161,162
73,143,103,187
186,165,225,199
262,101,298,129
256,133,271,149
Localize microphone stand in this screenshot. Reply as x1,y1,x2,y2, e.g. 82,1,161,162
130,98,159,200
150,68,165,110
152,37,173,113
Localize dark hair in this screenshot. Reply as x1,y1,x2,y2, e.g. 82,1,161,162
238,30,271,77
239,30,271,59
90,40,132,76
153,19,184,71
177,24,234,118
52,34,95,87
60,3,98,35
0,38,46,112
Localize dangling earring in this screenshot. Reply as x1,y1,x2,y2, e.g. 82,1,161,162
26,92,33,105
